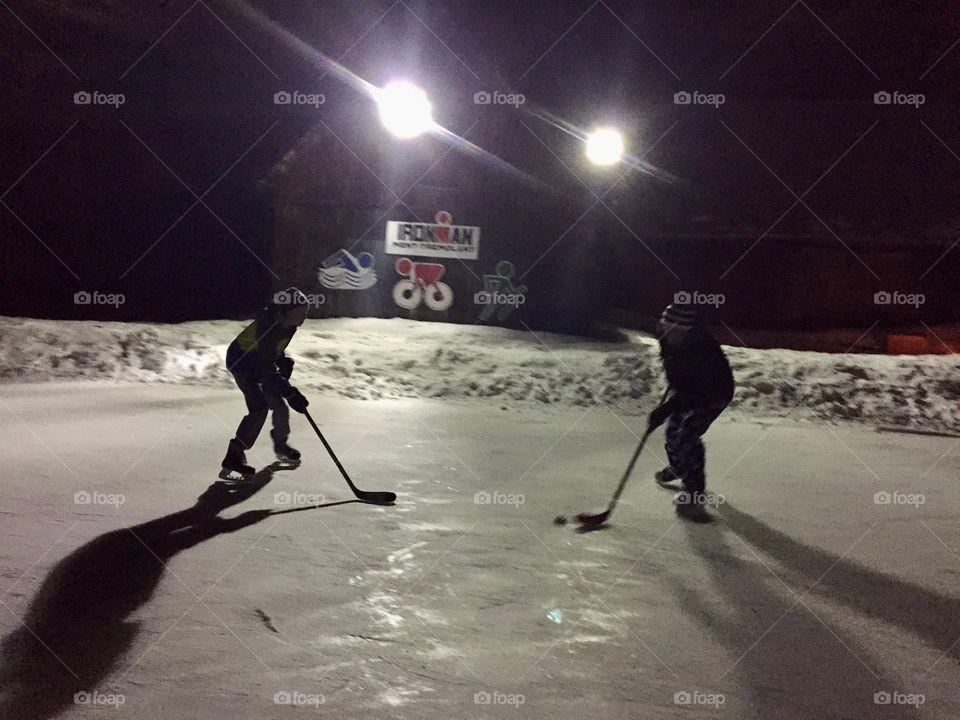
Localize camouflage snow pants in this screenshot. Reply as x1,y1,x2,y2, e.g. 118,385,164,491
664,400,728,494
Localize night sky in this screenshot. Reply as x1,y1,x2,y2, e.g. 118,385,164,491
3,1,960,321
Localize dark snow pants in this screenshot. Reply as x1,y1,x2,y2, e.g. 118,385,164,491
231,369,290,450
664,400,728,494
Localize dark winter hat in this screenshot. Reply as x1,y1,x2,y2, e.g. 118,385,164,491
660,303,698,329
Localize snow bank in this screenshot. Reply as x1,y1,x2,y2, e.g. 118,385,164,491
1,316,958,432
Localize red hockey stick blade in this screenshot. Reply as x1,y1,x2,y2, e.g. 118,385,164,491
574,509,611,531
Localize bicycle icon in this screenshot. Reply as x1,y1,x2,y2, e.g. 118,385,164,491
392,257,454,311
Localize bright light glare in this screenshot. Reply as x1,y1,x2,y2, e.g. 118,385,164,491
377,81,434,139
585,127,624,166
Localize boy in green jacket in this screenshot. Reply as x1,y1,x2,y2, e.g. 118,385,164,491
220,288,311,479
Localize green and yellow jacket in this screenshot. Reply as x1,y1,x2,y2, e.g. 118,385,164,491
226,309,297,396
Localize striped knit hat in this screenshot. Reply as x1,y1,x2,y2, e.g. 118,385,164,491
660,303,698,329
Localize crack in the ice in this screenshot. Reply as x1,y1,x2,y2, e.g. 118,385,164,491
375,655,473,686
254,607,279,633
349,633,400,643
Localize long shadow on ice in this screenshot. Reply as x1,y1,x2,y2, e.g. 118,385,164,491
673,507,902,719
0,467,280,720
719,502,960,671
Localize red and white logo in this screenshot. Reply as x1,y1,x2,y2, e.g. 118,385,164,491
392,257,454,311
385,210,480,260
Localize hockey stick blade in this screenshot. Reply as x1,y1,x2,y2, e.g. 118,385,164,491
575,510,610,531
303,410,397,507
574,427,653,532
355,490,396,505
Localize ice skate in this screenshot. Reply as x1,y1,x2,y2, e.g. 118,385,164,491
219,439,256,480
273,439,301,464
655,465,682,486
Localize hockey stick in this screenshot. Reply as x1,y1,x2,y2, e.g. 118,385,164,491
575,426,653,531
303,410,396,505
575,388,669,531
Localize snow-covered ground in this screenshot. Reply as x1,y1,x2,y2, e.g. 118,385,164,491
1,382,959,719
2,316,960,433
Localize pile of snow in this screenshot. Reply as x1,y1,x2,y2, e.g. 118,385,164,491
2,316,959,432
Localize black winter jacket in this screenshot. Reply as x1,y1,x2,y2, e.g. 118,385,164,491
658,327,734,413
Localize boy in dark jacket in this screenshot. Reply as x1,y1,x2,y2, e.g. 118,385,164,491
220,288,312,479
647,303,734,521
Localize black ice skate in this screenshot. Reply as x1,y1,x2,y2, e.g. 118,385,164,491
273,439,301,464
220,438,256,480
655,465,682,486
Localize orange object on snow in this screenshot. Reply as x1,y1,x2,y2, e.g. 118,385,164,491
886,334,928,355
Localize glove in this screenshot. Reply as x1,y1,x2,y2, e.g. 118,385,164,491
277,356,294,380
287,388,309,414
647,403,672,430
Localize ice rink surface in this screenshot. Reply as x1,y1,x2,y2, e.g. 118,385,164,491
1,383,959,718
